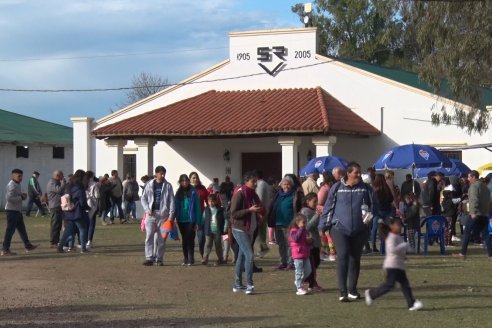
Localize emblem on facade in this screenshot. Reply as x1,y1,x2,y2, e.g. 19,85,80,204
257,46,287,76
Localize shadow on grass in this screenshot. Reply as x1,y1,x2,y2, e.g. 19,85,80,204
0,302,279,328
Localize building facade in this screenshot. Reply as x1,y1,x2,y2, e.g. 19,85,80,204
72,27,492,189
1,109,73,209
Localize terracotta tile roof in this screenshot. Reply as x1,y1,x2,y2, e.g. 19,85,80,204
93,87,379,138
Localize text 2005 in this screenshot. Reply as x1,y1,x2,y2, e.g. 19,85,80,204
294,50,311,58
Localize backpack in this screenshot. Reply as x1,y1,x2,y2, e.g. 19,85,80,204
61,193,75,211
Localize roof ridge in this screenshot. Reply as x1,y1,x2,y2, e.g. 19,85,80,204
315,87,330,133
0,108,71,128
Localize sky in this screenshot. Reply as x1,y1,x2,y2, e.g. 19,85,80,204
0,0,304,127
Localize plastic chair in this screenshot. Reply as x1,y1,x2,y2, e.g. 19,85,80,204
417,215,447,255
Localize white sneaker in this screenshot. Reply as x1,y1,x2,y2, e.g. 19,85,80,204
451,236,461,242
329,254,337,262
409,300,423,311
365,289,373,306
321,254,330,262
296,288,308,296
245,285,255,295
86,241,92,249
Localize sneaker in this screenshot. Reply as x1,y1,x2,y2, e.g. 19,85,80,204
1,249,17,256
365,289,373,306
155,261,164,266
409,299,423,311
268,241,276,245
452,253,466,260
339,296,350,302
232,284,247,293
348,292,361,300
328,254,337,262
76,244,82,249
80,248,90,254
86,241,92,249
296,288,308,296
253,265,263,273
245,285,255,295
25,244,38,252
143,260,154,266
286,263,295,271
256,248,270,258
276,263,288,270
451,235,461,242
310,284,323,292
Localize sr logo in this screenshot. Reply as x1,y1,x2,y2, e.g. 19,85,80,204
257,46,287,76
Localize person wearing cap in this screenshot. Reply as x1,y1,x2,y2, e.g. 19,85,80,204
2,169,38,256
302,170,319,196
26,171,46,217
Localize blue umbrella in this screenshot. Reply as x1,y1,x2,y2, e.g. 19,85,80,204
415,159,471,178
374,144,452,170
299,156,348,177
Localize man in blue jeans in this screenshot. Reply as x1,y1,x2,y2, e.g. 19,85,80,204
453,170,491,260
2,168,38,256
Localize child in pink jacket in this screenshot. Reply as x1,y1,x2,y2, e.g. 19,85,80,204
289,213,312,295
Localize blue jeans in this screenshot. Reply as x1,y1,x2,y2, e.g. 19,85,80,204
125,200,136,218
294,258,312,289
59,219,88,251
232,229,254,287
2,211,31,251
461,215,492,256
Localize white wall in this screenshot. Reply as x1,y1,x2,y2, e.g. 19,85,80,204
0,144,73,209
86,27,491,192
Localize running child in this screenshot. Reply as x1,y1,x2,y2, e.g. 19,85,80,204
365,217,423,311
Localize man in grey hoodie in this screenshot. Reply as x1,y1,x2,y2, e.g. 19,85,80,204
1,169,38,256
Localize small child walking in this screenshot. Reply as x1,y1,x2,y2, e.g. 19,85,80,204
289,213,312,296
202,194,225,265
300,193,323,291
399,193,420,253
365,217,423,311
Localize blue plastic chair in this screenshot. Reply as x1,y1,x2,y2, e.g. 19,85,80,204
417,215,447,255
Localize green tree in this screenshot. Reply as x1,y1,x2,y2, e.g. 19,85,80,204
403,0,492,134
292,0,409,68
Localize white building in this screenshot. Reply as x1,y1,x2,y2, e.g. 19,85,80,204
72,27,492,188
1,109,73,209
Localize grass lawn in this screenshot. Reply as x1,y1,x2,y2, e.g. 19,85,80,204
0,212,491,328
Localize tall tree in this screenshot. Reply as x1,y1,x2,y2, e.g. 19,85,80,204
124,72,168,105
292,0,409,68
403,0,492,134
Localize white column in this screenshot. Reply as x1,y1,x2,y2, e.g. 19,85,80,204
278,136,301,177
104,139,127,175
134,138,157,178
312,136,337,157
71,117,94,172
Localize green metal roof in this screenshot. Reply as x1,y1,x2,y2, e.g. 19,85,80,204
0,109,72,145
336,58,492,107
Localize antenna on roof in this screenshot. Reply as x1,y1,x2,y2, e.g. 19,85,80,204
303,3,313,28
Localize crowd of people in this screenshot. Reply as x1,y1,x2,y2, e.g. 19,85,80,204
2,161,492,311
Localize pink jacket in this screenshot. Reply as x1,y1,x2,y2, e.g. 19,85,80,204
289,227,310,259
